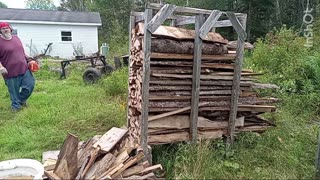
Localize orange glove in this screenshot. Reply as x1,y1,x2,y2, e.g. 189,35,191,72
28,60,39,72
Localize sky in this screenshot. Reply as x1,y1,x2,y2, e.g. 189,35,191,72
0,0,60,9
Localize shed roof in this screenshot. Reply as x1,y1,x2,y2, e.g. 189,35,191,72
0,8,101,25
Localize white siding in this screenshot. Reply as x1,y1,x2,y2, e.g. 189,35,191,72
9,23,99,59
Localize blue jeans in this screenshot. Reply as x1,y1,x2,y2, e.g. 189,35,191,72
5,70,35,110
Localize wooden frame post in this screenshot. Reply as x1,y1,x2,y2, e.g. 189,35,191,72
199,10,222,39
147,4,176,33
127,15,136,127
190,14,204,143
226,12,247,147
141,8,153,163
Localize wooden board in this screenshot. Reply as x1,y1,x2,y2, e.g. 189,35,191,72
137,22,228,44
151,52,236,61
135,164,163,175
45,170,62,180
93,127,128,153
42,150,60,163
149,80,253,86
111,152,145,178
43,159,57,171
77,135,101,170
148,130,223,144
151,38,227,55
86,153,116,179
151,73,254,81
149,105,275,113
148,102,208,121
148,115,244,129
118,172,155,180
122,165,145,177
54,133,79,180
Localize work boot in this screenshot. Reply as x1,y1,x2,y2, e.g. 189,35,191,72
11,108,21,113
21,102,28,108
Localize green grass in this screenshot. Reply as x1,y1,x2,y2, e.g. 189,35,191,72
153,100,319,179
0,62,318,179
0,64,127,161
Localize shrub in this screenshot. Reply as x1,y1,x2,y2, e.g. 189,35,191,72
246,27,312,93
101,67,128,96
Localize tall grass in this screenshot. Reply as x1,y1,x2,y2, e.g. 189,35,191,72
153,109,318,179
0,64,128,161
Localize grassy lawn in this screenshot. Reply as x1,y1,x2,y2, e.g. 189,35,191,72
0,61,318,179
0,64,127,161
153,99,318,179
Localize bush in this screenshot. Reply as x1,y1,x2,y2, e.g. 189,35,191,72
245,27,316,93
101,67,128,97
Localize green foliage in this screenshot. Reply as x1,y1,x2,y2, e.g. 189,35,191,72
101,67,128,97
26,0,57,10
309,18,320,51
106,20,130,59
152,144,179,179
87,0,132,43
245,27,316,93
0,1,7,8
58,0,86,11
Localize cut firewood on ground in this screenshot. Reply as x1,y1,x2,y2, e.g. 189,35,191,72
44,127,163,180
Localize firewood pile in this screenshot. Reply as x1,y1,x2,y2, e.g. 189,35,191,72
43,127,163,180
128,22,278,145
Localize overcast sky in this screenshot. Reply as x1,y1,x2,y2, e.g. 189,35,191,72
0,0,60,9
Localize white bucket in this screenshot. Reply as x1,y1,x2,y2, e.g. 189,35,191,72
0,159,44,180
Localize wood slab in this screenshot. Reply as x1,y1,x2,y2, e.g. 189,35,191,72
148,115,244,129
54,133,79,180
137,22,228,44
93,127,128,153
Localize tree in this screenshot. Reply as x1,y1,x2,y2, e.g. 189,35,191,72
0,1,7,8
87,0,133,42
26,0,57,10
58,0,87,11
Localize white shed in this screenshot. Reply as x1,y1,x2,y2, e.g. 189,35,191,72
0,8,102,59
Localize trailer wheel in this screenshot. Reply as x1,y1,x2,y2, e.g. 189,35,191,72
101,65,115,75
83,67,101,84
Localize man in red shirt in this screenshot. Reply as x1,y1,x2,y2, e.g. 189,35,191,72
0,22,35,112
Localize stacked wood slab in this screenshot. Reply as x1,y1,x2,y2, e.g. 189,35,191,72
128,22,277,145
44,127,162,180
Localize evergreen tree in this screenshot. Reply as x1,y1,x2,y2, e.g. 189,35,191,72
0,1,7,8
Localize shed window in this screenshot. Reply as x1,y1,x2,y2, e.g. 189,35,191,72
61,31,72,41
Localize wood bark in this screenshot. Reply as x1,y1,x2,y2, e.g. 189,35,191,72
50,129,161,180
127,18,277,145
151,38,227,55
54,133,79,180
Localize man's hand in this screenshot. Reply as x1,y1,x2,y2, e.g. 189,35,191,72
0,66,8,75
28,60,39,72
